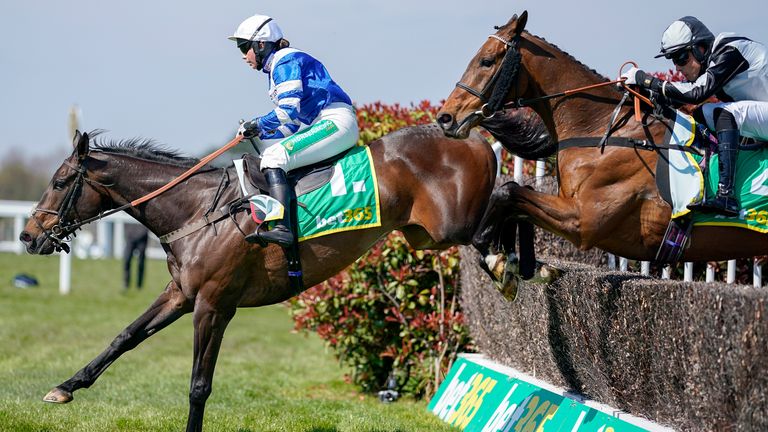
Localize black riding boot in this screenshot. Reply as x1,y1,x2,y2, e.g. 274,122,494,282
688,129,740,216
245,168,295,247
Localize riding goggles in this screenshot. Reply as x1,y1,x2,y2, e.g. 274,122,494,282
666,49,691,67
237,39,253,55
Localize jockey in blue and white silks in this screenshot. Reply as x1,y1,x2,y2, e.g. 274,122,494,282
621,16,768,216
229,14,359,247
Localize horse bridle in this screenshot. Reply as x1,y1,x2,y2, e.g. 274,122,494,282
28,134,246,253
32,153,117,253
455,32,522,120
30,157,91,252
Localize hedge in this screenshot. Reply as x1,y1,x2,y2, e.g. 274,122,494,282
459,245,768,431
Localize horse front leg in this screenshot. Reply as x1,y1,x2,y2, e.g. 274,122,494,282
44,280,192,403
186,299,235,432
474,181,581,252
472,182,575,300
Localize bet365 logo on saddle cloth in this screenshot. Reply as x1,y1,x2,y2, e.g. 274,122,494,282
296,145,381,241
657,111,768,233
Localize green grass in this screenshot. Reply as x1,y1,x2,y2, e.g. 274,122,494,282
0,253,455,432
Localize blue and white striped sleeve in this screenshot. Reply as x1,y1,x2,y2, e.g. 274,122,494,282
256,59,304,139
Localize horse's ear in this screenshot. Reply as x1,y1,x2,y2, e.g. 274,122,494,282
73,130,89,160
505,10,528,36
517,10,528,35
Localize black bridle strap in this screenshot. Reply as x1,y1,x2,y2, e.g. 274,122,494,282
455,82,487,101
484,36,522,114
455,34,520,112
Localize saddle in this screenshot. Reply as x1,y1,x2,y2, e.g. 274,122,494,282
159,146,356,247
236,147,356,297
239,147,354,198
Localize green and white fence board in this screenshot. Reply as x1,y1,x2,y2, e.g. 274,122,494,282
429,354,673,432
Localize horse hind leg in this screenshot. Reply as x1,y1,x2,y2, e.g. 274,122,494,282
43,280,191,404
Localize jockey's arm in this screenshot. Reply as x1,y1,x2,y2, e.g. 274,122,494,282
253,61,304,140
636,47,749,105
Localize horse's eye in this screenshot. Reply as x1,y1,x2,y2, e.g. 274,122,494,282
53,179,66,190
480,58,495,67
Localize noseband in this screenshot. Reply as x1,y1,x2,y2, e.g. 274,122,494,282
455,33,522,119
31,157,97,253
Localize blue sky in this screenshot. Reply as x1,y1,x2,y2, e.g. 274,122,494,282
1,0,764,161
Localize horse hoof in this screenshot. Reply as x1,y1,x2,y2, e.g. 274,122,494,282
536,264,563,283
484,253,506,281
495,275,519,302
43,387,73,404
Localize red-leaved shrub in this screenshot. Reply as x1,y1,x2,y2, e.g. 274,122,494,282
290,101,475,398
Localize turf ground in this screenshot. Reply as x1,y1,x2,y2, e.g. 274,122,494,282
0,253,454,431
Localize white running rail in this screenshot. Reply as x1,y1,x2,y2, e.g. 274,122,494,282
506,155,764,287
0,200,165,294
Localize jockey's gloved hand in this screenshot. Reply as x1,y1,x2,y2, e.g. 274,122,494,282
238,120,259,139
619,66,640,86
620,67,656,90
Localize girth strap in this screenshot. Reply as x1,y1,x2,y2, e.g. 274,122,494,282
558,137,703,155
159,200,245,244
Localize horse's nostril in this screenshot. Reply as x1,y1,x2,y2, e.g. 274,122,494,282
19,232,32,243
437,113,453,126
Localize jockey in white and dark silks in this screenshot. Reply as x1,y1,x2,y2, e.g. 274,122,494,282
229,14,359,247
621,16,768,216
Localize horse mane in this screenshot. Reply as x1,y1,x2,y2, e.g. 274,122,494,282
88,130,201,168
481,109,555,159
524,31,612,84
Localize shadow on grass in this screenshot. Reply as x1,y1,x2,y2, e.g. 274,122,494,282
240,428,408,432
236,428,348,432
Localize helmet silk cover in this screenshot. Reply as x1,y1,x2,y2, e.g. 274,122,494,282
657,16,715,58
229,14,283,43
229,14,284,71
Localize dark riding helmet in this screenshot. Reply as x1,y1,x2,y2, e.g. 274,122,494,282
228,14,284,71
655,16,715,67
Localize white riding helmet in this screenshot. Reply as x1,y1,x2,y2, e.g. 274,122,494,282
655,16,714,58
228,14,283,43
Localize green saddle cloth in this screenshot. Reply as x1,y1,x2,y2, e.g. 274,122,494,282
295,145,381,241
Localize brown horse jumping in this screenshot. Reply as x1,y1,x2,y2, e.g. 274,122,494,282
437,10,768,265
19,125,496,431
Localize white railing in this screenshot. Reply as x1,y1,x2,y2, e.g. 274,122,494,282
0,200,165,294
5,151,765,291
505,153,764,288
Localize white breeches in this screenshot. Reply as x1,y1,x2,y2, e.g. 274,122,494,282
258,103,359,172
701,100,768,140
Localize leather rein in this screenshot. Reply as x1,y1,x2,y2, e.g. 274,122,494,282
32,135,244,253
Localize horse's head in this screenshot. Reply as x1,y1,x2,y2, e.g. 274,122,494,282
20,131,107,255
438,11,529,139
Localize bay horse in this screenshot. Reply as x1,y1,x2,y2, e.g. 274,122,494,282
436,10,768,266
19,126,496,432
